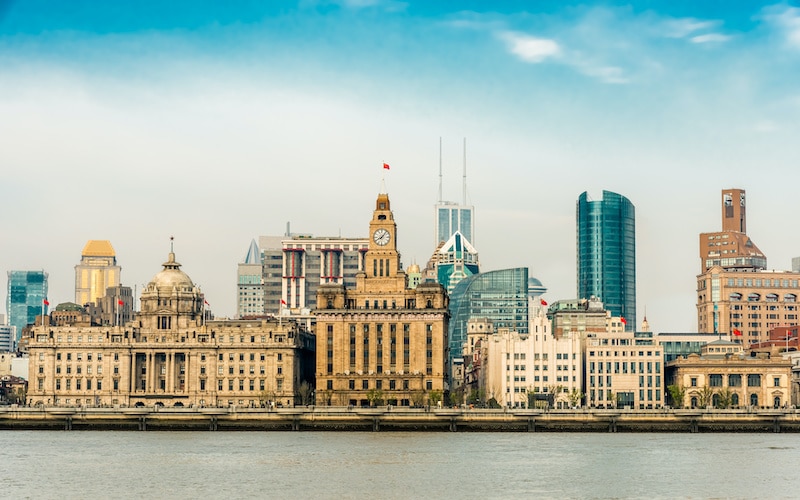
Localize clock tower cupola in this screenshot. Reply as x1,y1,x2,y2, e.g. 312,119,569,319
365,192,403,282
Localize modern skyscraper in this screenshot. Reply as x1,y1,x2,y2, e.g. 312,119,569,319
6,270,48,345
448,267,530,367
74,240,121,306
576,190,636,331
436,231,480,294
434,138,475,247
237,239,265,318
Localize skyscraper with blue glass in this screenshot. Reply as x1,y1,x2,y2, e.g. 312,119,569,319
576,191,636,330
6,270,49,347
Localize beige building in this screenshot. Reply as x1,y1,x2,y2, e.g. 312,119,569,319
586,323,663,409
697,189,800,345
75,240,122,307
666,340,792,409
314,191,449,407
27,249,314,408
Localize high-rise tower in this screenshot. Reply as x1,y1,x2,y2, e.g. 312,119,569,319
74,240,121,306
6,270,48,346
576,190,636,331
698,188,766,272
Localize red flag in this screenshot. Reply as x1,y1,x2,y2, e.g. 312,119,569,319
204,299,210,306
540,298,548,306
383,163,390,170
733,329,742,336
620,317,627,325
118,299,124,307
43,299,49,306
280,299,287,306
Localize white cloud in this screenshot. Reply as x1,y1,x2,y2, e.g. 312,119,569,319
575,64,628,84
763,5,800,49
690,33,731,44
663,18,717,39
753,119,779,133
500,31,560,63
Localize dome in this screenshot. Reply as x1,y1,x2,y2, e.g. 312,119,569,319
148,252,194,290
407,263,421,274
528,277,547,297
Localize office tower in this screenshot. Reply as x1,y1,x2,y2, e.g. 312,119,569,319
576,190,636,331
448,267,530,368
314,191,449,407
254,233,369,315
436,231,480,294
75,240,121,306
0,314,14,352
434,138,475,247
699,188,766,272
237,239,265,318
6,270,48,345
697,189,800,345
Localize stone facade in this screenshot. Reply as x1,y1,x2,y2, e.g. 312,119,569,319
314,192,449,407
26,250,314,408
666,342,792,409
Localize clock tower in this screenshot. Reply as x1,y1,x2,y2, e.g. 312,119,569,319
314,191,450,408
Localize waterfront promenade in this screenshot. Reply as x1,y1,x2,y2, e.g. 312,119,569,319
2,405,800,432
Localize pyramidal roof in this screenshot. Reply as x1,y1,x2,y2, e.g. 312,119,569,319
438,231,477,255
82,240,115,257
244,239,261,264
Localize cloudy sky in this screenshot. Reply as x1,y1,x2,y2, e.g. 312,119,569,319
2,0,800,333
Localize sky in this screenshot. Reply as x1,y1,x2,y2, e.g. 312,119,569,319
2,0,800,333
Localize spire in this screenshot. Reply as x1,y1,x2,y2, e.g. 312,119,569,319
244,239,261,264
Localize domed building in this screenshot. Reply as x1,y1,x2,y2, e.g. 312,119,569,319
26,247,315,409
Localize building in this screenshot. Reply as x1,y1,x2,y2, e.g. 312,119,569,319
434,138,475,247
74,240,121,306
435,231,479,294
666,342,792,409
448,267,530,370
26,248,314,408
585,325,663,409
237,239,265,318
576,190,636,330
696,189,800,343
0,314,14,352
314,191,449,407
656,332,732,363
250,233,369,316
6,270,48,348
699,188,766,273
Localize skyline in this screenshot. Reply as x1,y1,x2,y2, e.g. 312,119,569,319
2,1,800,332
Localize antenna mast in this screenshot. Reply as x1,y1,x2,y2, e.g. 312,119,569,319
438,137,443,203
462,137,467,205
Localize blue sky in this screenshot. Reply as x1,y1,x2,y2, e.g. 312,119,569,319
2,0,800,332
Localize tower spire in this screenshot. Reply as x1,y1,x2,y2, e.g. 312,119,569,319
462,137,467,205
438,137,443,203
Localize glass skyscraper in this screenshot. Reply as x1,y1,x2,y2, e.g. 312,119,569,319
448,267,529,365
434,202,474,247
6,270,49,346
576,190,636,330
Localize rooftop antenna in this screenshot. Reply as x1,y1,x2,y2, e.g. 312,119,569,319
438,137,443,203
462,137,467,205
170,235,174,253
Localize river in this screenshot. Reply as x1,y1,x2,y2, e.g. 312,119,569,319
1,431,796,499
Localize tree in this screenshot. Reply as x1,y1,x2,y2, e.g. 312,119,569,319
411,390,426,408
298,381,314,406
449,386,465,407
427,389,442,407
319,389,333,406
259,390,277,408
698,385,714,409
568,388,584,409
365,388,384,407
667,384,686,409
547,385,565,409
715,387,733,409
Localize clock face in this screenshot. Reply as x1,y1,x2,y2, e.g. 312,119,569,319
373,228,391,246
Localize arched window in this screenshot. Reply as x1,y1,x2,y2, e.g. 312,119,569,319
731,393,739,407
774,396,781,408
712,394,720,408
786,294,797,303
766,293,779,302
750,393,759,407
729,293,742,301
690,396,698,408
747,293,760,302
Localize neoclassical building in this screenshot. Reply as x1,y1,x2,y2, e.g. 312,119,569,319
27,249,314,408
314,191,449,407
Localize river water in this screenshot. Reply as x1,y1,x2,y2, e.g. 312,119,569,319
1,431,797,499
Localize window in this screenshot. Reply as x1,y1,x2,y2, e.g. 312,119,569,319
690,377,697,387
709,374,722,387
728,374,742,387
747,374,761,387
